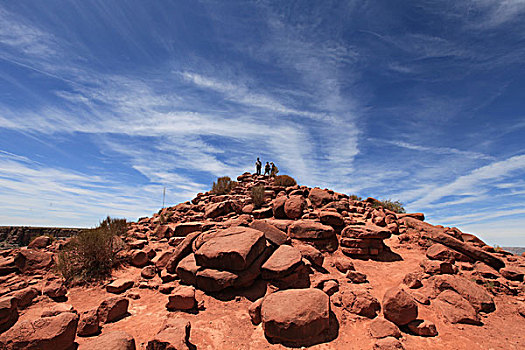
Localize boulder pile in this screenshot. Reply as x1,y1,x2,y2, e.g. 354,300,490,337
0,172,523,349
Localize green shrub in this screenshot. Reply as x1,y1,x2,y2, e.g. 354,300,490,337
57,216,127,283
212,176,237,195
274,174,297,187
372,199,406,213
251,185,266,208
349,194,362,201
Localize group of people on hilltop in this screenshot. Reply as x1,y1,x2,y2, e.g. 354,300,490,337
255,157,279,177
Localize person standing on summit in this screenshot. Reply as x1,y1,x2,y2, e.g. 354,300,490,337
264,162,271,176
255,157,262,175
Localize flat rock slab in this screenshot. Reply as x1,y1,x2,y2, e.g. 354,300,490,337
0,312,78,350
106,279,134,294
166,286,196,311
288,220,335,240
80,330,136,350
249,220,288,246
341,224,391,240
194,227,266,271
261,288,330,344
176,254,200,286
173,222,202,237
261,245,303,280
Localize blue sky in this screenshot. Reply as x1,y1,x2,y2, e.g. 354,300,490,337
0,1,524,246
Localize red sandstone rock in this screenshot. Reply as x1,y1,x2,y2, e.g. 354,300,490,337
10,286,39,308
80,330,136,350
294,243,324,267
426,243,470,262
0,296,18,334
249,220,288,246
77,309,100,336
0,312,78,350
261,245,303,280
319,211,344,227
369,317,401,339
407,319,437,337
166,286,196,311
14,249,53,273
373,336,405,350
435,290,480,325
141,265,156,279
173,222,202,237
146,319,191,350
43,280,67,300
342,289,380,318
500,267,524,282
271,196,287,219
428,274,495,313
106,279,134,294
261,288,330,344
249,297,263,325
194,226,266,271
166,231,201,273
284,195,307,219
382,287,418,326
334,257,355,273
308,188,334,208
288,220,335,240
97,297,129,323
28,235,51,249
341,224,391,239
130,250,149,267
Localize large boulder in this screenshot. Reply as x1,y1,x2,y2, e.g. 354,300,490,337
271,196,287,219
308,188,333,208
288,220,335,240
295,244,324,267
166,231,201,273
80,330,136,350
77,309,100,337
0,296,18,334
0,312,78,350
319,211,344,227
261,288,330,344
261,245,303,280
402,217,504,270
28,236,52,249
204,201,233,218
382,287,418,326
426,243,470,262
434,290,480,325
97,297,129,323
284,195,307,219
43,280,68,300
166,286,196,311
176,254,200,285
173,222,202,237
10,287,39,308
342,289,381,318
341,224,391,240
14,249,53,274
428,275,495,313
369,317,401,339
194,227,266,271
249,220,288,246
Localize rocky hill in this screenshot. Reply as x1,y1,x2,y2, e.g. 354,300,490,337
0,173,524,349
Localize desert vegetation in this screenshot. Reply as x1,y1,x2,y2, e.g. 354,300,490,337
250,184,266,208
211,176,237,195
57,216,127,283
372,199,406,213
274,174,297,187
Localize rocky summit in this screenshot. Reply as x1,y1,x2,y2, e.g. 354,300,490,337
0,172,524,349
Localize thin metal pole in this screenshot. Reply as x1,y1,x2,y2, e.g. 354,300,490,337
162,187,166,208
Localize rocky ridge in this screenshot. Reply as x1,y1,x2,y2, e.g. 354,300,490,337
0,172,524,349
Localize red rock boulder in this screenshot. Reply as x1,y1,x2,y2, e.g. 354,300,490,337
382,287,418,326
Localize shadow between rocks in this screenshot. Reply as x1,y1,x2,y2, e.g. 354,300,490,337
265,310,340,348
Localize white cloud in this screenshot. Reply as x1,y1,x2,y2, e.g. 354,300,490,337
410,154,525,208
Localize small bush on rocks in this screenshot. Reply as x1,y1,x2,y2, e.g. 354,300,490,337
349,194,362,201
274,175,297,187
372,199,406,213
251,185,266,208
57,216,127,283
212,176,237,195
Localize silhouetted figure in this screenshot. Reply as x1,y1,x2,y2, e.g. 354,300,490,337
264,162,271,176
255,157,262,175
271,162,279,177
